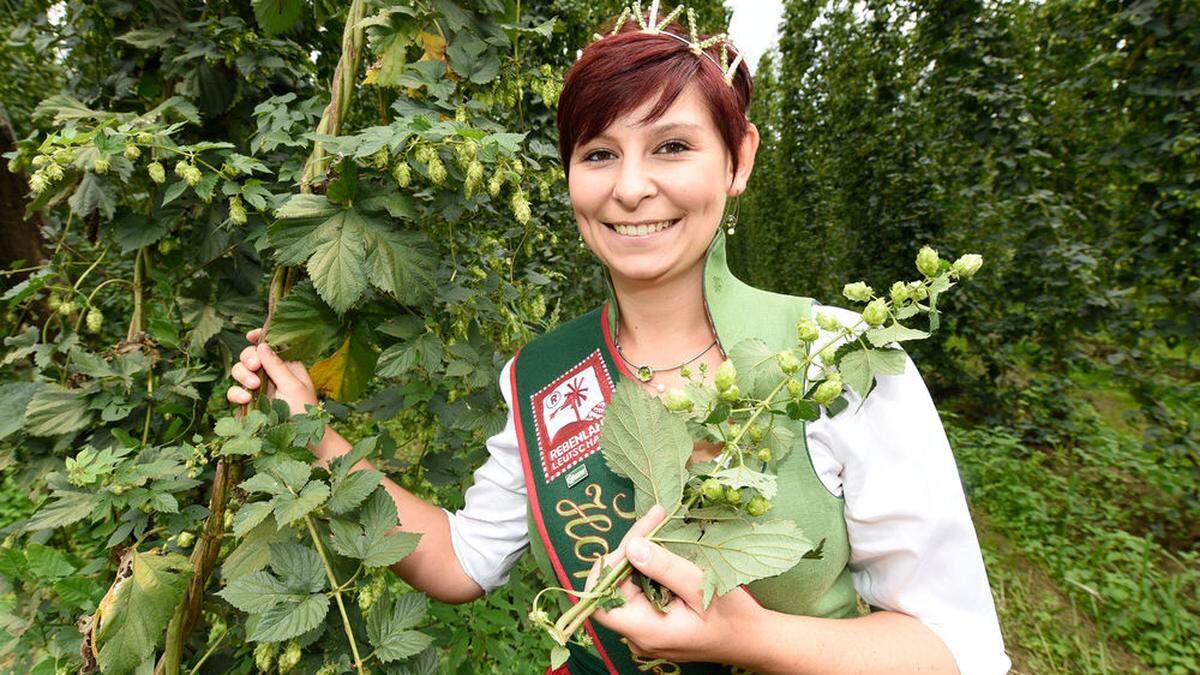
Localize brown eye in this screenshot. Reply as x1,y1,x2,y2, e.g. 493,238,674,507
583,149,614,162
657,140,690,154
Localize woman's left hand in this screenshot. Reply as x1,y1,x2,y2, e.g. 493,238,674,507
585,505,766,666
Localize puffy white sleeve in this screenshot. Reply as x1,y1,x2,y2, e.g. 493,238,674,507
804,312,1010,674
442,357,530,592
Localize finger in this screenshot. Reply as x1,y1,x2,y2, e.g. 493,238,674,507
246,328,262,344
625,537,706,613
607,504,667,564
239,345,260,371
256,343,299,387
286,361,314,388
227,386,252,405
230,363,260,389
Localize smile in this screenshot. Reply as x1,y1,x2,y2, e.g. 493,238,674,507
604,218,681,237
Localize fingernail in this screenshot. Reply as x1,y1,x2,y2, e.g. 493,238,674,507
247,375,259,387
627,538,649,565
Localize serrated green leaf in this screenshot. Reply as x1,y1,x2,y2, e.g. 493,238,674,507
275,193,338,219
760,423,795,462
223,518,290,582
837,348,908,398
360,221,436,305
327,469,383,514
26,544,76,579
252,0,303,36
270,459,312,491
24,384,93,437
307,209,369,314
711,466,777,500
665,520,812,608
69,173,116,219
95,550,191,673
728,338,786,400
367,594,432,663
268,280,342,361
0,382,41,440
327,489,420,567
271,481,329,525
600,380,691,516
233,501,274,537
23,490,97,531
248,593,329,642
268,542,326,593
217,570,294,613
240,472,286,496
864,323,930,348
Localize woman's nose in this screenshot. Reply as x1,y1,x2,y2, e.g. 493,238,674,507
611,156,657,209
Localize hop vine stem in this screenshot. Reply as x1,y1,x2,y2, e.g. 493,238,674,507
304,516,366,674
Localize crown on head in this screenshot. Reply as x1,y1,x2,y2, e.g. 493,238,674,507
576,1,745,87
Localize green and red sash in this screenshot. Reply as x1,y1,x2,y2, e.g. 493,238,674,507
512,304,734,675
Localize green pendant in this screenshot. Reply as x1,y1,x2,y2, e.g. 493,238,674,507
636,365,654,382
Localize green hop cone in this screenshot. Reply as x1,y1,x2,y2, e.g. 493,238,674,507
184,164,202,187
728,423,742,438
714,359,737,392
796,318,820,343
136,132,153,144
315,665,337,675
92,156,110,175
861,298,888,327
952,253,983,278
724,486,743,505
174,160,189,178
889,281,911,305
786,379,803,399
718,383,741,402
370,146,390,170
31,154,50,168
778,350,801,374
57,301,76,316
53,147,75,164
86,308,103,333
756,447,772,463
228,196,247,225
466,159,485,193
746,495,772,517
123,143,141,160
278,641,301,673
254,642,276,672
812,375,843,405
427,155,447,185
147,161,165,184
663,388,693,412
816,311,841,332
177,531,195,547
393,161,412,188
44,163,64,181
701,477,724,502
842,281,873,303
908,281,928,301
916,245,940,277
747,424,765,442
511,189,531,225
28,172,47,194
487,169,505,196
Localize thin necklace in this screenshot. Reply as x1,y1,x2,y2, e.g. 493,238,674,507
613,322,718,391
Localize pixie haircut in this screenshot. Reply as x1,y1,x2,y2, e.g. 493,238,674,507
556,10,753,182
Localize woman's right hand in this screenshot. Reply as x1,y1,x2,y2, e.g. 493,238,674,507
227,328,319,415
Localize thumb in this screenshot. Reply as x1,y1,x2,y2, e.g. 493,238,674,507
625,537,706,613
256,343,301,388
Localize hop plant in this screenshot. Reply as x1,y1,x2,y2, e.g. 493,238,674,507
86,307,103,333
254,642,276,672
123,143,141,160
714,359,737,392
916,245,940,277
811,375,843,405
778,350,801,374
465,159,485,196
28,172,48,194
952,254,983,278
842,281,873,303
393,160,411,188
183,164,203,186
44,163,64,181
746,495,772,517
816,311,841,332
31,154,50,168
796,318,820,343
427,155,447,186
511,188,531,224
487,167,505,197
228,196,247,225
861,298,889,326
147,161,166,184
278,641,302,673
700,478,723,502
889,281,911,305
92,156,111,174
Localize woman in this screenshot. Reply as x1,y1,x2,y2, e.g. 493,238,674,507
228,7,1010,674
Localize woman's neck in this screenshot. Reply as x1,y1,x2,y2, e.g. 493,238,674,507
610,264,715,360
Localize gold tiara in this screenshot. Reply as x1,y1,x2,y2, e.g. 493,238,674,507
575,1,745,87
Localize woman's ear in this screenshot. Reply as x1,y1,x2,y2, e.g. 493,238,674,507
728,122,760,197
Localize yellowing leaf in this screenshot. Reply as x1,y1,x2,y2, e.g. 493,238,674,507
307,325,377,401
418,30,446,63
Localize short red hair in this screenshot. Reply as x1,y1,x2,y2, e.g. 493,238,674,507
556,9,753,182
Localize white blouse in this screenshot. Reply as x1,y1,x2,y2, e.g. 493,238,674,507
442,305,1011,675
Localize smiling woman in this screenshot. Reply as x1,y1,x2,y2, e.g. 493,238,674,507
227,3,1011,675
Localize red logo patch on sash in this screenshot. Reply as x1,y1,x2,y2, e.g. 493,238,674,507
531,349,615,483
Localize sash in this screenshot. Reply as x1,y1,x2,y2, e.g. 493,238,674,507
511,304,734,675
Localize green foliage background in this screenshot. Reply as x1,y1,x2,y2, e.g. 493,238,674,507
0,0,1196,673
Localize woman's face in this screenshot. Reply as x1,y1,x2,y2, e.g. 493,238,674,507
567,82,758,285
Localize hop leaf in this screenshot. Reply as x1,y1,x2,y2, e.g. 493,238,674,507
916,245,940,277
842,281,873,303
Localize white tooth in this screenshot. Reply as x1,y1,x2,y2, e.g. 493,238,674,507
637,224,649,236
